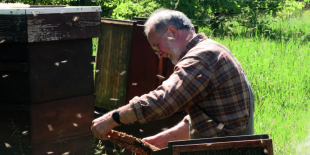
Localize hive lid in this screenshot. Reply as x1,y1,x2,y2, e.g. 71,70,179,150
0,6,102,15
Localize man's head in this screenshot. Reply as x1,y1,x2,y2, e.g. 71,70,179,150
144,9,196,65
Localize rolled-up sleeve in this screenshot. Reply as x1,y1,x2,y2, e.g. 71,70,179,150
130,56,213,124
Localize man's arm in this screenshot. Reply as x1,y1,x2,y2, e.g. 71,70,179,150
91,104,137,140
142,116,190,148
92,53,209,140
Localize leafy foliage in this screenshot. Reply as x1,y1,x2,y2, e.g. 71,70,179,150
7,0,309,39
8,0,309,25
111,0,159,20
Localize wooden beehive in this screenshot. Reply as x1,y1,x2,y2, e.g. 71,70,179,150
95,18,197,110
95,18,177,110
153,134,273,155
0,6,101,155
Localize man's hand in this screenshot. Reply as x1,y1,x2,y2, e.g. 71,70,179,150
91,104,138,140
91,112,118,140
143,116,190,149
143,134,169,149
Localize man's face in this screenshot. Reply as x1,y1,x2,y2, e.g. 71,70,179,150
147,26,181,65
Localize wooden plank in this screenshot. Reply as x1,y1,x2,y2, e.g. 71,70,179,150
0,72,29,103
0,42,28,62
132,17,148,25
94,20,134,109
0,15,27,42
32,134,94,155
30,5,66,8
27,12,101,42
0,104,30,147
101,18,135,25
28,39,94,103
172,139,273,155
125,24,160,103
168,134,269,147
30,95,94,146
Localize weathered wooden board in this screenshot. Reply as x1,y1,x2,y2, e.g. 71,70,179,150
28,39,94,103
94,19,134,109
172,139,274,155
125,24,160,103
0,104,30,147
32,134,94,155
0,72,29,103
27,12,101,42
0,15,28,42
0,42,28,62
30,95,94,146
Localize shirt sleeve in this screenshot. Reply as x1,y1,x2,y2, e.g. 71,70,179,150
130,55,213,124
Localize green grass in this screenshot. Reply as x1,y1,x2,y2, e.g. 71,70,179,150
204,11,310,155
212,38,310,155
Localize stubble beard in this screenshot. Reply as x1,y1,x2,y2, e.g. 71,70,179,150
166,40,181,65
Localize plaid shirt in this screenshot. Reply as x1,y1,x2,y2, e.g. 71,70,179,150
130,33,251,137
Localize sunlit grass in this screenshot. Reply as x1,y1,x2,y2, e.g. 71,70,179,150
199,10,310,155
206,11,310,154
212,38,310,154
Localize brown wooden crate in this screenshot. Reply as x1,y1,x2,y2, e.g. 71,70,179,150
0,72,29,103
94,18,177,110
0,104,30,147
0,15,28,42
94,19,134,109
94,19,176,109
30,95,94,146
27,12,100,42
28,39,94,103
32,134,95,155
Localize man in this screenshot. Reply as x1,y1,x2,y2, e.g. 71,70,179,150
91,9,254,149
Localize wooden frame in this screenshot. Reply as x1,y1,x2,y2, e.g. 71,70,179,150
172,139,273,155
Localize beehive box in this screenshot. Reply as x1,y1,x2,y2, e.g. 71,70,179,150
95,18,176,110
0,6,101,155
153,134,273,155
95,17,197,110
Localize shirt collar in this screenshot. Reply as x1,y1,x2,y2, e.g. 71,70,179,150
178,33,208,61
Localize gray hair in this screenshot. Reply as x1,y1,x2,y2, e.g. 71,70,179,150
144,8,194,36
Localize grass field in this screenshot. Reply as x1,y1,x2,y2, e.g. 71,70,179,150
204,12,310,155
92,11,310,155
212,38,310,154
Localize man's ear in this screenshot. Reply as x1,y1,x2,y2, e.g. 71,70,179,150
168,25,179,39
